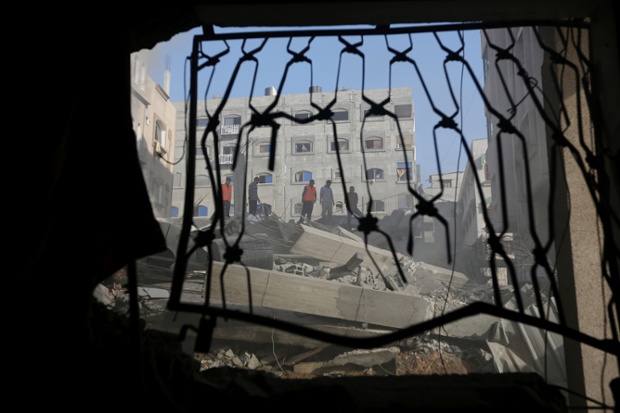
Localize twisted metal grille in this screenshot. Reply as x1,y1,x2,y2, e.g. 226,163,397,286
165,21,617,403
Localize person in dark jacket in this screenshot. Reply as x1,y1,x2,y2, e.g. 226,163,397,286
346,186,363,229
248,176,260,216
320,180,335,220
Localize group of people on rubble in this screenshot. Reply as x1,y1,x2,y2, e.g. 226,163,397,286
217,176,260,219
215,176,362,228
297,179,362,228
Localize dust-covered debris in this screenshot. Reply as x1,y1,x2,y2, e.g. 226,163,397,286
95,214,560,384
191,335,495,379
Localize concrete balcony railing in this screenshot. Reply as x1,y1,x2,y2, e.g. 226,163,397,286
221,124,240,135
219,154,234,164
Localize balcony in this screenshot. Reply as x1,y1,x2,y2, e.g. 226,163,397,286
221,124,240,136
219,154,234,165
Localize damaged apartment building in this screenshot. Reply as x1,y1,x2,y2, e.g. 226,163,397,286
170,85,419,226
16,1,619,412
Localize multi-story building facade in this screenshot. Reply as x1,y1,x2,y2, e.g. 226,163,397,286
479,26,619,409
130,50,177,219
417,170,464,266
481,28,552,284
455,138,492,281
172,86,417,225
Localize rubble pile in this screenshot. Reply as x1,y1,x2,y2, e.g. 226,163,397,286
95,215,565,386
191,336,495,379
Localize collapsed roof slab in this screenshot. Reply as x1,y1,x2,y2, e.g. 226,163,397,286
176,261,429,330
291,224,406,268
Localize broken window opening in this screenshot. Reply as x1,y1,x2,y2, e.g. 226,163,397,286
125,17,618,405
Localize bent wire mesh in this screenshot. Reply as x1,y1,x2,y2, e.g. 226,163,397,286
155,21,618,404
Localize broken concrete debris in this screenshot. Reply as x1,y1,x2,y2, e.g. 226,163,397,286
97,215,565,384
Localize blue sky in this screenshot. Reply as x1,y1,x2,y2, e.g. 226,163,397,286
147,25,487,184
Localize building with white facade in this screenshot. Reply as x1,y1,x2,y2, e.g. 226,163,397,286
455,138,492,281
171,86,418,225
481,28,553,284
416,170,464,265
130,50,177,219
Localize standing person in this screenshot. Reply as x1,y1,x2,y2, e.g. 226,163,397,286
221,177,233,218
298,179,316,223
319,180,335,220
346,186,363,229
248,176,260,216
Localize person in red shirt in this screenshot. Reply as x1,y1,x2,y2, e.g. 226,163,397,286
298,179,316,223
221,177,233,218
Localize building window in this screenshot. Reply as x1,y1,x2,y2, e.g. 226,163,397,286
331,109,349,122
197,118,209,127
330,138,350,152
396,162,413,182
396,132,414,150
371,200,385,212
364,137,383,151
366,168,384,181
173,172,182,188
258,143,271,154
333,169,342,182
294,140,313,154
441,179,453,188
154,120,167,156
294,170,312,183
196,174,210,187
294,110,312,121
171,206,179,218
258,172,273,184
220,144,236,164
195,205,208,217
394,104,412,118
221,115,241,136
362,107,384,120
155,120,167,146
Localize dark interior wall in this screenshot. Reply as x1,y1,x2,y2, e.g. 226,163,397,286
11,8,172,409
16,14,163,297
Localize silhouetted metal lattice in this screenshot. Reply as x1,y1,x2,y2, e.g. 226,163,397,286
166,21,618,403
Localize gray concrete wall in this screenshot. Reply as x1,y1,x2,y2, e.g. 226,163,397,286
173,87,417,223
